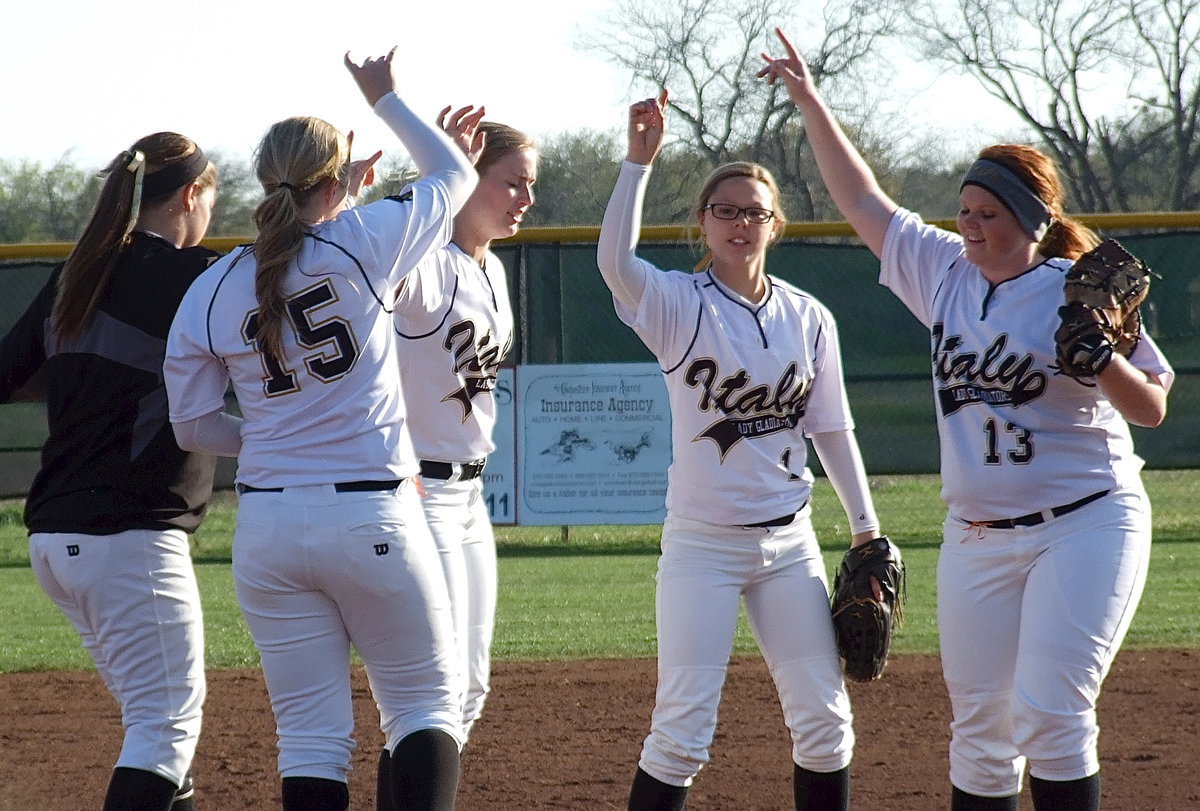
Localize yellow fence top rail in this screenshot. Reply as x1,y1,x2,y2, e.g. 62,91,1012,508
5,212,1200,260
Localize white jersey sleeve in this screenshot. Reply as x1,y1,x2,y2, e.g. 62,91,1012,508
879,208,965,327
165,262,235,426
313,176,455,292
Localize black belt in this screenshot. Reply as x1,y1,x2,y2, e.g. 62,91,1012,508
742,501,808,529
419,459,486,482
236,480,403,495
964,489,1110,530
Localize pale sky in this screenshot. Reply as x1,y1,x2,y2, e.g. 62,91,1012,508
6,0,1031,171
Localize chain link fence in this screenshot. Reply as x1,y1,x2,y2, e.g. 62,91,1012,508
2,225,1196,497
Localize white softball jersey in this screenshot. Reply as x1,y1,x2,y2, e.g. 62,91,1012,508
615,266,856,526
165,176,456,488
880,208,1175,520
394,244,514,462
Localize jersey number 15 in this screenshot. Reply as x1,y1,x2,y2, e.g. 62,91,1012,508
241,280,360,397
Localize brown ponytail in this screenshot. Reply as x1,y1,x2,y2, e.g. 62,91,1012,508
251,117,348,360
975,144,1098,260
52,132,214,343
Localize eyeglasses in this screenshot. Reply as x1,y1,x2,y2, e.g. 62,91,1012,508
703,203,777,224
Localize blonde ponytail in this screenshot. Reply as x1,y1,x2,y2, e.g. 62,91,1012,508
251,117,348,360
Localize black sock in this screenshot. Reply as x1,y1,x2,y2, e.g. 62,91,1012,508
793,764,849,811
1030,773,1101,811
390,729,460,811
170,769,195,811
281,776,350,810
376,748,397,811
628,767,688,811
103,767,178,811
951,785,1020,811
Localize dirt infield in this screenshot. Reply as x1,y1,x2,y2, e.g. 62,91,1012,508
2,650,1196,809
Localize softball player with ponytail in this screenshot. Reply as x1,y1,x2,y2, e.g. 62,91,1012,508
760,28,1173,811
0,134,218,810
598,90,884,811
165,50,475,810
394,111,533,743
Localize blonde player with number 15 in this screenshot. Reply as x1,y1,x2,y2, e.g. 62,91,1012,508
165,49,476,810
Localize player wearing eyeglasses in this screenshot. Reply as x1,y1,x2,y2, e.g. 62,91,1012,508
596,89,885,811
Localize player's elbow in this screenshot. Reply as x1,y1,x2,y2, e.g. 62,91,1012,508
1129,402,1167,428
1121,388,1168,428
172,422,204,453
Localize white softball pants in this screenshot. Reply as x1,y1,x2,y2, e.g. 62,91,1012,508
29,528,205,787
938,488,1151,797
418,475,497,738
638,510,854,787
232,482,462,782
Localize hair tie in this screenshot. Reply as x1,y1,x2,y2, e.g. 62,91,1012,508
277,182,295,192
125,150,146,239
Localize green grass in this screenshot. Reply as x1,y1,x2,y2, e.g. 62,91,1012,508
0,471,1196,673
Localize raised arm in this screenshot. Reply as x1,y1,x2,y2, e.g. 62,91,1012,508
345,50,477,212
758,28,897,257
597,91,670,309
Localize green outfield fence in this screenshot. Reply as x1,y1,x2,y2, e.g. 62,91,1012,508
2,214,1198,496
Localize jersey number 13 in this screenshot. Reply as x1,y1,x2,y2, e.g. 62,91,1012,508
983,417,1034,465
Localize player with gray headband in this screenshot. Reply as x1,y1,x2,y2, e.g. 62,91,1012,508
761,26,1173,811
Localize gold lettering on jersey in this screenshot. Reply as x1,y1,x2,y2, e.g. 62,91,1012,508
441,319,512,423
683,358,811,460
932,325,1046,415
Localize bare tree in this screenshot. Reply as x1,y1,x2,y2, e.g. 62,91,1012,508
907,0,1200,211
581,0,902,219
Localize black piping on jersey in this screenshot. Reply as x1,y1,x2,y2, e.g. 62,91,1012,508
303,233,392,313
205,246,255,356
704,273,778,348
960,255,1056,320
204,193,418,353
303,191,415,315
476,254,501,310
661,277,707,375
395,275,460,340
661,273,823,375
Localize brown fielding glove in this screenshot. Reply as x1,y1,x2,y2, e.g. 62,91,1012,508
1054,238,1152,379
830,537,904,682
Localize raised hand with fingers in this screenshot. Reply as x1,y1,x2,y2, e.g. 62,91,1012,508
437,105,488,165
345,134,383,198
625,89,669,166
344,48,399,107
756,28,818,107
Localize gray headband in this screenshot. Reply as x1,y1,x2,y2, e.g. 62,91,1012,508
960,159,1053,241
143,147,209,200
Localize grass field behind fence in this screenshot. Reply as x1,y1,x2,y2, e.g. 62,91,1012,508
0,472,1197,673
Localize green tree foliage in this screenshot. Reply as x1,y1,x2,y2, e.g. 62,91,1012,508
206,150,258,239
523,130,621,227
0,156,99,242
